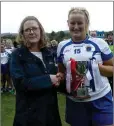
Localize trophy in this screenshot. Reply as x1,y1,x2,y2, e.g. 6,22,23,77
69,59,91,100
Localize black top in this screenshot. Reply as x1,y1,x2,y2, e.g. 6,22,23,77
10,46,62,126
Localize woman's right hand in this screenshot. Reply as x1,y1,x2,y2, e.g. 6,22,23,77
56,72,65,81
50,75,60,86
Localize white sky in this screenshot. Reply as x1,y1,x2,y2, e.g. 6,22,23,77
1,2,113,33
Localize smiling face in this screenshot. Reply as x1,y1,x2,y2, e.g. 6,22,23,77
23,20,41,44
68,12,88,42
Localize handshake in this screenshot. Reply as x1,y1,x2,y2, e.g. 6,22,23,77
50,72,65,87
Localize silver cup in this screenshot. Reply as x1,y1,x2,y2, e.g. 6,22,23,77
71,61,91,100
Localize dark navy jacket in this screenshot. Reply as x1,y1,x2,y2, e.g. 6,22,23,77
10,46,62,126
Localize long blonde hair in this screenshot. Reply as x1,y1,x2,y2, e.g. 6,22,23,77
18,16,47,49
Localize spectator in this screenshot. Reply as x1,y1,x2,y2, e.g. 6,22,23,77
10,16,62,126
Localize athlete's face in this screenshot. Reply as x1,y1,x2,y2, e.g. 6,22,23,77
68,13,88,41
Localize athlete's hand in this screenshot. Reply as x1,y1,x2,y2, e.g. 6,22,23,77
56,72,65,81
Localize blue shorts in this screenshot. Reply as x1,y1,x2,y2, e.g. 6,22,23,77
1,63,9,74
65,91,113,126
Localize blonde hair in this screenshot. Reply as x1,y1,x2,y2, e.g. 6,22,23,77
50,40,58,46
68,7,90,25
68,7,90,35
18,16,47,48
46,42,51,48
6,39,13,47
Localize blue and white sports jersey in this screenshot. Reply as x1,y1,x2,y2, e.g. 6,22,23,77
57,36,113,102
1,51,9,64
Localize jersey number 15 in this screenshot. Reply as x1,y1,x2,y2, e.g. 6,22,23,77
74,49,81,54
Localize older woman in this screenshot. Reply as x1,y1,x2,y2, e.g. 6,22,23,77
10,16,62,126
57,7,113,126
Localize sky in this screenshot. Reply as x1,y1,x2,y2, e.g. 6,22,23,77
1,2,113,33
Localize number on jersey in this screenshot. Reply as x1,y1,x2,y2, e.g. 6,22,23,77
74,49,81,54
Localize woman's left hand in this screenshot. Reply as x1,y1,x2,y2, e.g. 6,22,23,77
98,61,113,77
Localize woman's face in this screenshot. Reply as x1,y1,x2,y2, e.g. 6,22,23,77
68,13,88,41
6,43,12,48
90,31,97,37
23,20,41,44
1,45,5,52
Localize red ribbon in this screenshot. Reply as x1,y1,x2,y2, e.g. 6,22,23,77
70,58,84,92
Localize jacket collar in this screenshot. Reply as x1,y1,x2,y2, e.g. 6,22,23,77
20,45,51,56
19,45,52,65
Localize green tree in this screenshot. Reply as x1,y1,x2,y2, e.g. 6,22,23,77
49,31,56,41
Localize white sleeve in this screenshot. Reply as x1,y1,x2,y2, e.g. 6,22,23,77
97,38,113,61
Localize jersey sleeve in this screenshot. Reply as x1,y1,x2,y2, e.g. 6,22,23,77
57,42,64,63
98,39,113,61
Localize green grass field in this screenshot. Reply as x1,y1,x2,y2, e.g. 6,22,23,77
1,92,69,126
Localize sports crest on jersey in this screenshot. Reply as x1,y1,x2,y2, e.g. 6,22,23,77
86,45,92,52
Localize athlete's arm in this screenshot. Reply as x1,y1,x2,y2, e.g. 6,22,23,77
57,41,66,80
58,63,66,74
97,39,113,77
56,41,67,93
98,58,113,77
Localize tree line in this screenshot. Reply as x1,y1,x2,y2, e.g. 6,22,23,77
1,30,113,43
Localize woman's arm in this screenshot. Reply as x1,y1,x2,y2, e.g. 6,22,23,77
98,58,113,77
56,63,67,93
97,39,113,77
10,50,57,91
